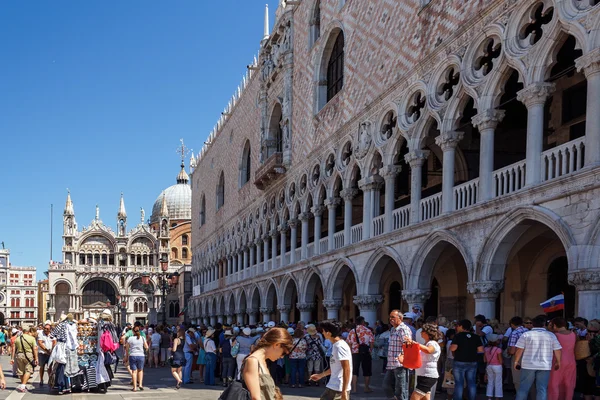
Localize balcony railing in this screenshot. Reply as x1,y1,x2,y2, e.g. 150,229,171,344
351,224,363,244
254,152,285,190
373,214,385,237
334,231,344,249
421,192,442,222
494,160,526,197
542,138,585,181
393,205,411,230
454,179,479,211
319,237,329,254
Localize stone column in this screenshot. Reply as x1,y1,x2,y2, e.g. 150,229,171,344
235,309,245,325
381,165,401,233
340,188,358,246
271,230,278,269
296,302,315,324
279,224,288,267
277,305,291,324
472,110,505,201
249,245,255,268
311,206,325,256
517,82,555,186
210,315,217,326
243,247,249,270
248,308,258,325
237,251,242,273
323,299,342,321
576,49,600,167
435,131,464,214
569,270,600,320
299,212,311,260
325,198,340,251
227,257,232,276
404,150,430,224
353,295,383,327
260,307,272,324
467,281,504,319
402,289,431,314
263,234,270,271
217,315,224,324
203,316,209,326
289,219,298,264
255,239,262,273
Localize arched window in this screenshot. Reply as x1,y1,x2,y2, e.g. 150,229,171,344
182,234,188,246
309,0,321,47
240,141,252,187
199,194,206,226
216,171,225,210
82,280,116,306
327,32,345,101
182,248,188,259
172,247,178,259
264,104,283,160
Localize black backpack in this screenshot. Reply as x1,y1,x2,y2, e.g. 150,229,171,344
218,381,250,400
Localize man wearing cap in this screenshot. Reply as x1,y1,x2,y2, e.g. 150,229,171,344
402,313,417,340
183,327,198,384
219,329,236,386
12,327,38,393
236,327,258,380
305,324,325,386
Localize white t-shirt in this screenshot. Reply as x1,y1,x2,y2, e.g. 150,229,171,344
327,339,352,393
416,341,441,378
127,336,145,357
446,339,454,360
150,332,161,347
204,338,217,354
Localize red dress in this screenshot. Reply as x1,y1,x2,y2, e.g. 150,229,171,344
548,331,576,400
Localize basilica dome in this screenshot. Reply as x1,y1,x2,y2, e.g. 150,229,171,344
150,164,192,224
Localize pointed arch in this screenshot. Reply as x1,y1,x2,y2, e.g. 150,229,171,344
326,257,359,300
315,22,346,112
216,171,225,210
361,247,408,295
239,139,252,187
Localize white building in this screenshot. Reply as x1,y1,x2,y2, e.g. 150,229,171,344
0,249,38,327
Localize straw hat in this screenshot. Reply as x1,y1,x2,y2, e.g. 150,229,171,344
205,329,215,338
306,324,318,335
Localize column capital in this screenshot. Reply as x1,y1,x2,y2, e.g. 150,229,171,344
278,223,289,233
325,197,341,208
401,289,431,304
322,299,343,309
246,307,258,314
568,270,600,291
380,165,402,179
404,150,430,168
287,219,298,229
298,212,312,222
471,109,505,131
255,238,263,245
311,205,326,216
276,304,291,312
353,295,383,310
517,82,555,108
270,230,278,238
435,131,464,152
234,308,245,315
576,48,600,77
358,175,384,191
259,307,273,314
296,302,315,312
467,280,504,299
340,188,359,201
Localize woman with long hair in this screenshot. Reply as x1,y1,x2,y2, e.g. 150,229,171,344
243,327,293,400
404,323,441,400
170,328,186,389
125,325,149,391
203,328,217,386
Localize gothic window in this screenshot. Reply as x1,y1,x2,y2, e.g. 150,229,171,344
200,194,206,226
266,104,283,159
182,248,188,259
82,280,116,306
240,140,252,187
79,254,85,265
310,0,321,47
216,171,225,210
134,298,148,313
327,32,345,102
182,234,189,246
172,247,178,259
169,301,180,318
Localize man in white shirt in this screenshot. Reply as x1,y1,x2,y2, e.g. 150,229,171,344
513,315,562,400
182,328,197,384
37,324,55,386
310,321,352,400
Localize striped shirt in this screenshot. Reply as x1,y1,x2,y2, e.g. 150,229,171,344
387,323,413,370
515,328,562,370
508,326,528,347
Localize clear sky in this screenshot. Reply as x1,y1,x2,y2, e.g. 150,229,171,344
0,1,279,281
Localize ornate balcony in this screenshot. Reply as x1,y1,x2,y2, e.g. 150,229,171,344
254,152,285,190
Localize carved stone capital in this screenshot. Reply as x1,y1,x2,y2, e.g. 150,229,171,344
259,307,273,314
246,307,258,314
404,150,430,168
234,308,245,315
467,280,504,299
325,197,342,208
471,109,505,131
298,212,312,222
435,131,464,152
288,219,299,229
568,270,600,291
402,289,431,304
311,205,326,217
278,223,289,233
517,83,555,108
340,188,359,201
576,48,600,77
270,230,278,238
353,295,383,310
296,302,315,312
255,238,264,246
322,299,343,310
358,175,384,191
380,165,402,179
277,304,291,312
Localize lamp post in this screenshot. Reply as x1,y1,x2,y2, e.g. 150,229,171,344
141,256,179,325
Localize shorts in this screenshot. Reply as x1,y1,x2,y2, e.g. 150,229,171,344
150,346,160,358
16,353,34,376
307,358,322,374
160,347,170,361
352,353,372,377
129,356,145,371
38,353,50,367
320,388,350,400
415,376,438,396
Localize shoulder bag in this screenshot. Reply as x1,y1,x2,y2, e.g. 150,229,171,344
354,328,371,355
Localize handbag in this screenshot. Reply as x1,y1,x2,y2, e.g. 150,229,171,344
354,328,371,355
442,370,455,389
402,342,422,369
230,339,240,358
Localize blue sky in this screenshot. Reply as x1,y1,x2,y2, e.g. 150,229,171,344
0,1,278,280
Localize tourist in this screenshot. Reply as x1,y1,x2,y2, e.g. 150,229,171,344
125,325,148,392
404,322,441,400
450,319,483,400
236,327,258,380
513,314,562,400
160,326,172,367
196,327,207,383
149,327,161,368
444,329,456,400
384,310,413,400
548,317,576,400
183,327,197,384
289,328,308,388
0,327,6,356
203,328,217,386
375,323,390,374
310,321,352,400
12,327,38,393
403,313,418,339
170,328,186,389
305,324,325,386
484,333,503,400
37,323,55,387
243,327,293,400
220,329,237,386
506,316,528,390
347,315,374,393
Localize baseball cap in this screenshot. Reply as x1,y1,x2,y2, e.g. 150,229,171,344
242,327,251,336
404,312,416,320
287,327,295,334
267,321,276,328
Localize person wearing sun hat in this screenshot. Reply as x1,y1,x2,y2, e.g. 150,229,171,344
203,328,217,385
305,324,325,387
236,327,259,380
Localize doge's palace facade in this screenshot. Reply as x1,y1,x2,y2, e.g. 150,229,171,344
189,0,600,327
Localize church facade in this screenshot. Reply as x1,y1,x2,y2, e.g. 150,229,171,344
189,0,600,327
47,164,192,324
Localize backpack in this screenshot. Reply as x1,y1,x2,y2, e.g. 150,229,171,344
230,339,240,357
100,330,119,352
218,381,250,400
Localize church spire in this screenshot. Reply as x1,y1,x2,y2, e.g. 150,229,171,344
263,4,270,41
64,190,74,216
118,193,127,219
160,193,169,217
176,139,190,184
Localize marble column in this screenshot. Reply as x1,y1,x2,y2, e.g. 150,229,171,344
311,206,325,256
299,212,311,260
271,230,278,269
236,252,242,273
277,305,291,324
279,224,288,267
225,312,233,324
263,234,270,271
569,270,600,320
296,302,315,324
359,176,384,239
260,307,273,324
248,308,258,325
227,257,232,276
340,188,358,246
435,131,464,213
323,299,342,321
289,219,298,264
210,315,217,326
517,82,555,186
243,247,249,270
249,245,255,268
472,110,505,201
404,150,430,224
381,165,401,233
325,198,340,251
255,239,262,273
401,289,431,314
467,281,504,319
236,310,245,325
353,295,383,327
576,49,600,167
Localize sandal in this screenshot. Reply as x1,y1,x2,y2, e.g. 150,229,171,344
139,386,144,391
175,381,181,390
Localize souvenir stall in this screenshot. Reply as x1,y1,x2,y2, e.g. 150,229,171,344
48,310,119,394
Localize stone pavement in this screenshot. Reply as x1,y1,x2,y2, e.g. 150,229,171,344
0,354,519,399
